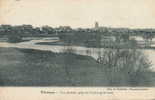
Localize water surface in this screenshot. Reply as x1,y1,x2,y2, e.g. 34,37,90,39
0,37,155,71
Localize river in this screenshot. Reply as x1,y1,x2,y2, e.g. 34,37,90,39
0,37,155,71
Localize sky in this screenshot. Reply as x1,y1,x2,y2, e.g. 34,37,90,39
0,0,155,28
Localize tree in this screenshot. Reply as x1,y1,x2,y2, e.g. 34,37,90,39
41,26,54,34
98,49,152,86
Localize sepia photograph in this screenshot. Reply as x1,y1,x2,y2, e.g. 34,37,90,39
0,0,155,87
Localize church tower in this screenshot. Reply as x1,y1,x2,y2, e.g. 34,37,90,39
95,21,99,29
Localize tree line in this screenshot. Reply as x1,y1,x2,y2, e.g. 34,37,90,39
0,24,155,44
0,24,155,36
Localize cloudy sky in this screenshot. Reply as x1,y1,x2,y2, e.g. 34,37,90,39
0,0,155,28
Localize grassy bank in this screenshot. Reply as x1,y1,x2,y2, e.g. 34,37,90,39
0,47,155,86
0,47,103,86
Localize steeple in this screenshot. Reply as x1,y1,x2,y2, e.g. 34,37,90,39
95,21,99,29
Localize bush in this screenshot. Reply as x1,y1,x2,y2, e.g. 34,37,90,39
98,49,152,86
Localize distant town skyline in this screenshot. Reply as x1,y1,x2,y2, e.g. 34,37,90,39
0,0,155,28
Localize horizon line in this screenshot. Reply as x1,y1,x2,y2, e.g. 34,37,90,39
1,23,155,30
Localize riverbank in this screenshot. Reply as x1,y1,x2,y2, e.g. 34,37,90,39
37,41,155,50
0,47,155,86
